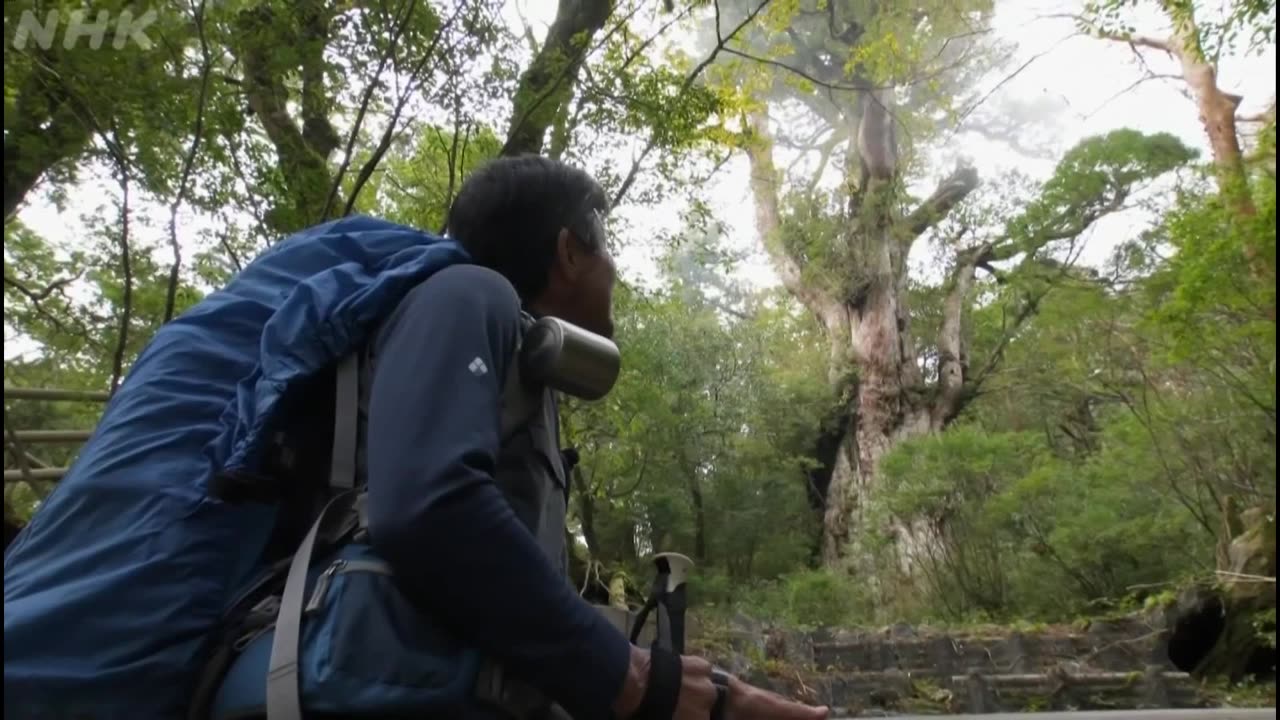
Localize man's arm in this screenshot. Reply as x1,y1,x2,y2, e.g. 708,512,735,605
364,264,632,719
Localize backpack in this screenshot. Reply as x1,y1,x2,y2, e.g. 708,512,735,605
205,340,555,720
3,216,483,719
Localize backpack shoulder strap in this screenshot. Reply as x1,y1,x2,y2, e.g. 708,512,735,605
266,313,537,720
330,351,361,491
266,350,363,720
500,312,541,443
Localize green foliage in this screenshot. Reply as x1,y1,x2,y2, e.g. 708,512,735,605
1253,607,1277,648
725,568,871,628
1003,130,1197,251
776,190,859,298
370,125,504,232
1198,677,1278,708
866,123,1274,626
562,243,833,593
870,418,1215,623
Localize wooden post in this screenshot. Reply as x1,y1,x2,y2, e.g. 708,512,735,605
1140,664,1171,707
964,669,991,713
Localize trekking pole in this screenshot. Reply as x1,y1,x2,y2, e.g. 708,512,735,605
628,553,729,720
629,553,692,652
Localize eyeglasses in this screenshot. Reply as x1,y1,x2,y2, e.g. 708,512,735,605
569,199,610,253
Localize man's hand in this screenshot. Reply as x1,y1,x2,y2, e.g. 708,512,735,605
612,645,829,720
723,674,829,720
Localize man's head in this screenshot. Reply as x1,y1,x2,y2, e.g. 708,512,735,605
445,155,617,338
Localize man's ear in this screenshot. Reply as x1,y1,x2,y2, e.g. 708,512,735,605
555,227,583,281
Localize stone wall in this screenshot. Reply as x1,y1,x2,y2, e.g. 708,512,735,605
685,614,1204,715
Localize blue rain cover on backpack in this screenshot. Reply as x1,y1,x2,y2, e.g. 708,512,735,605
3,215,471,719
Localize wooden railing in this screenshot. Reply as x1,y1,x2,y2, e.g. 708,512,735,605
3,386,107,484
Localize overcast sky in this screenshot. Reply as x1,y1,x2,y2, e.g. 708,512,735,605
14,0,1277,320
566,0,1277,289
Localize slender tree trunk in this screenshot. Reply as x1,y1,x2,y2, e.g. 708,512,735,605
1093,5,1268,293
1166,21,1254,218
689,475,707,564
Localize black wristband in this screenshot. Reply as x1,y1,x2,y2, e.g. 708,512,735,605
632,646,682,720
710,670,730,720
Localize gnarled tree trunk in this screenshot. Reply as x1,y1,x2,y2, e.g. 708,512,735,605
745,101,980,569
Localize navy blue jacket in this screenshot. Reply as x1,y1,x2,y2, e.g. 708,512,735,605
364,265,630,719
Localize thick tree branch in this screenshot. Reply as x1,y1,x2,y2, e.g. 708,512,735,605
297,3,340,159
901,163,980,238
234,2,339,229
933,172,1133,424
933,243,988,425
743,107,834,317
2,47,102,221
744,110,798,287
501,0,616,156
1087,9,1255,220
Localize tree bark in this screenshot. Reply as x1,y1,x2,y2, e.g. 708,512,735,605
233,1,342,232
3,60,94,220
1166,21,1253,218
501,0,615,157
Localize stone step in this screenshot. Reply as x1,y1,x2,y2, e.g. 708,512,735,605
743,666,1199,715
811,632,1172,674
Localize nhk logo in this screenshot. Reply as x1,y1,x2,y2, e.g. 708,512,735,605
10,8,160,51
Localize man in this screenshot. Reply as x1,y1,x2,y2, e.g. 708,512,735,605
366,154,829,719
3,154,829,720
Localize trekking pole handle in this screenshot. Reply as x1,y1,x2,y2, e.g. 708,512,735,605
652,552,692,593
